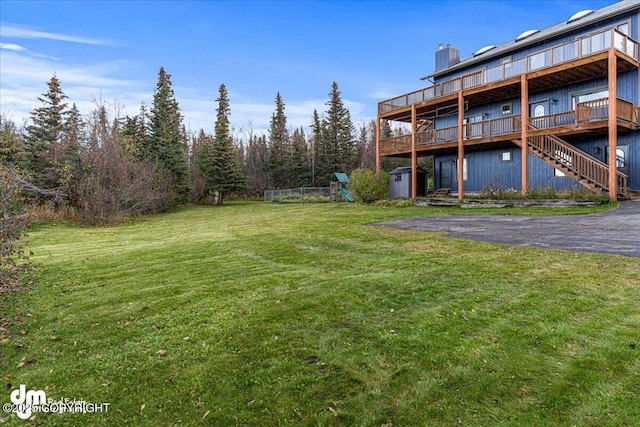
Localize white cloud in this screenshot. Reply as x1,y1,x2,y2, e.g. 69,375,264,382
0,24,374,138
0,23,113,46
0,49,148,126
0,42,26,51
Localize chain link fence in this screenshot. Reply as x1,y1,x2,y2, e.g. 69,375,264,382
264,187,340,203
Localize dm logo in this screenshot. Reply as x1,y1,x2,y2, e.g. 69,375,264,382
10,384,47,420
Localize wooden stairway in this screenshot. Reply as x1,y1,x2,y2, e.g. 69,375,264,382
512,128,628,199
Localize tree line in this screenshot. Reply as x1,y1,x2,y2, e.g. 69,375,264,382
1,67,419,224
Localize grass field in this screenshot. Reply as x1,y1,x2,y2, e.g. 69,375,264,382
1,202,639,426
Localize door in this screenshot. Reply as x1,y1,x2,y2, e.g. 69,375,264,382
463,115,483,139
606,145,628,175
440,161,452,189
530,101,549,128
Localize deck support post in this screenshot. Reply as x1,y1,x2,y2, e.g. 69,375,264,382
457,91,464,200
608,44,618,201
520,74,529,197
411,105,417,199
375,116,381,171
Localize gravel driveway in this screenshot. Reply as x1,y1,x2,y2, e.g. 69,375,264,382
376,200,640,258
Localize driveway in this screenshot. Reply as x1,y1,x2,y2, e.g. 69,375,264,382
377,200,640,258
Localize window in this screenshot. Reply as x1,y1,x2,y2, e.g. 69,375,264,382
501,104,512,115
616,147,626,168
454,158,468,181
554,168,566,177
617,23,630,35
605,145,627,169
463,115,483,139
553,149,572,178
395,174,402,182
502,151,512,162
572,89,608,108
528,51,549,70
614,23,634,56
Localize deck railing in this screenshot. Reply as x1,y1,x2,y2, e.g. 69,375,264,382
379,28,639,114
379,97,638,154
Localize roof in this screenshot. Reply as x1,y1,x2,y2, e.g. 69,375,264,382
332,172,350,183
390,167,426,174
422,0,640,81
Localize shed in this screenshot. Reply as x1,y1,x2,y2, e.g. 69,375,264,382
389,167,426,198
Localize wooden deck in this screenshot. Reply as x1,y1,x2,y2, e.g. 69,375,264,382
379,97,639,157
378,28,639,119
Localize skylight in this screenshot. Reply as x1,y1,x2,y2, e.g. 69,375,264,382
473,45,496,56
516,29,539,42
568,9,594,23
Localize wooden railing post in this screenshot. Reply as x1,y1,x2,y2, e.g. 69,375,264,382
411,105,417,199
521,74,529,197
608,42,618,200
375,117,381,171
457,91,465,200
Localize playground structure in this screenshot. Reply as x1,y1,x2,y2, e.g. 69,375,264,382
330,173,354,202
264,173,355,203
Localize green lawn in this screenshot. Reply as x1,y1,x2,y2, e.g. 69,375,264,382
1,202,639,426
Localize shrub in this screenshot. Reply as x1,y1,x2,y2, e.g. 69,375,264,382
0,165,31,293
479,185,521,200
527,185,559,199
349,169,389,204
74,141,173,225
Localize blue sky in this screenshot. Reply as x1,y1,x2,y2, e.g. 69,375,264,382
0,0,615,135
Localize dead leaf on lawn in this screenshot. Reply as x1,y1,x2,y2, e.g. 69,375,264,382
156,349,168,356
17,359,36,368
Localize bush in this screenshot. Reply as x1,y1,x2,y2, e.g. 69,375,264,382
527,185,559,199
0,165,31,293
479,185,521,200
349,169,389,204
74,141,173,225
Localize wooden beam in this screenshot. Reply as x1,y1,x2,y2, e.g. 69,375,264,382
457,91,464,200
411,105,417,199
608,45,618,201
375,117,381,171
520,74,529,197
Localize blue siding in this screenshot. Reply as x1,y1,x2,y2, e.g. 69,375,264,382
435,148,587,194
434,130,640,193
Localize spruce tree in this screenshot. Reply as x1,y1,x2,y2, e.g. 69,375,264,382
310,109,323,186
322,81,357,179
312,82,357,186
0,116,23,167
24,75,70,188
289,127,311,187
121,104,149,161
58,103,84,204
196,84,247,204
266,92,289,188
148,67,191,203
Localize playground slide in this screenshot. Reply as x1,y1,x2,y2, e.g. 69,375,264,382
341,188,355,202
